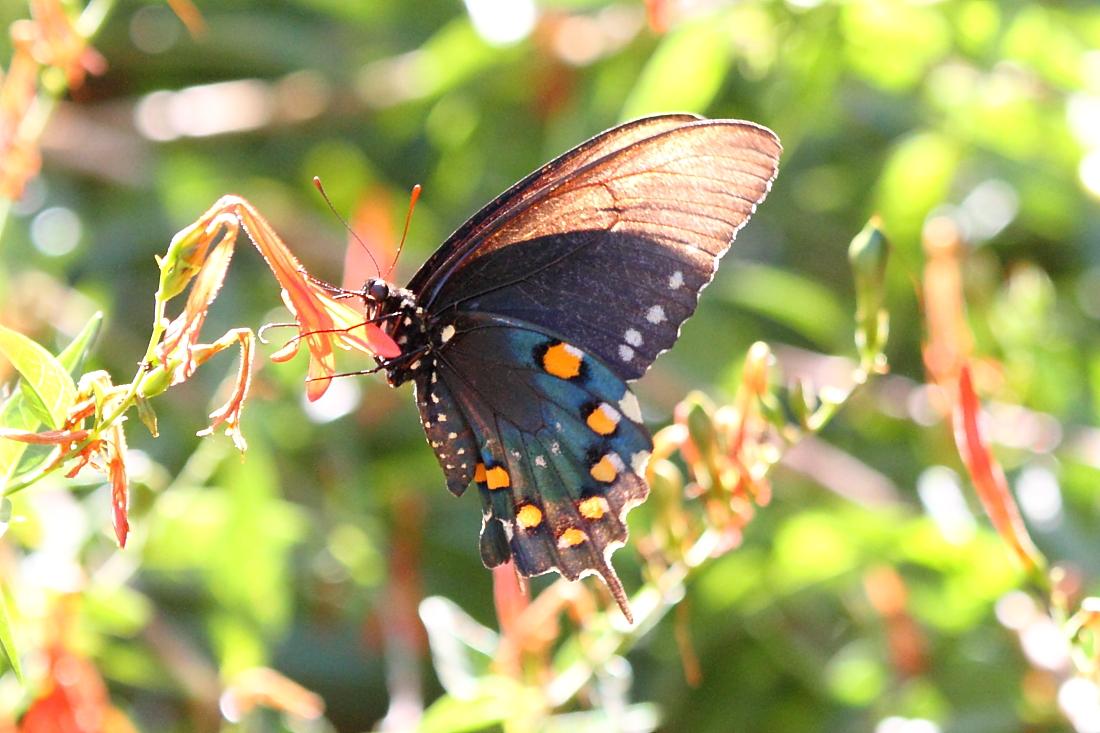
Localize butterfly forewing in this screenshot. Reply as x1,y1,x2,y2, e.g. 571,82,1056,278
422,119,781,380
407,114,704,303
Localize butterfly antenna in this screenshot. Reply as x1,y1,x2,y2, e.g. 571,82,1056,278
313,176,383,278
384,184,421,280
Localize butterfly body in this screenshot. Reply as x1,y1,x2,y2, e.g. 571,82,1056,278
363,114,781,621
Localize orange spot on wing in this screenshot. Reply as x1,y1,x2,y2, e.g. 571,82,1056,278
475,463,487,483
486,466,510,490
542,342,583,379
590,453,620,483
578,496,609,520
517,504,543,528
558,528,586,547
586,403,620,436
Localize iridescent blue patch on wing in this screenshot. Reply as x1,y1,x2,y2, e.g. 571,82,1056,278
431,312,652,611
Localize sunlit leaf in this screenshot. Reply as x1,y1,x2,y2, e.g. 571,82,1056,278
620,16,729,120
874,132,958,250
0,498,9,525
0,325,77,431
826,640,887,705
1,314,102,484
0,389,37,489
719,263,848,348
1002,6,1084,89
840,0,950,90
418,678,539,733
0,584,22,685
56,312,103,375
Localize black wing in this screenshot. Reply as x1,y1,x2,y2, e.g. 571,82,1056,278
412,115,781,380
413,312,652,619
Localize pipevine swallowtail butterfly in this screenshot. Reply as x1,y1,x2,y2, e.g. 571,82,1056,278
360,114,780,621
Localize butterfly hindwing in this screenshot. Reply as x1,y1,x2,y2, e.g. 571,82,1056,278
429,313,652,617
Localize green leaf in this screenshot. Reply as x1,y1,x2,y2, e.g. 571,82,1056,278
0,498,11,539
0,325,77,430
16,378,56,431
0,316,100,489
620,17,729,120
0,390,38,489
56,312,103,375
719,263,849,348
418,678,538,733
0,584,23,686
874,131,959,251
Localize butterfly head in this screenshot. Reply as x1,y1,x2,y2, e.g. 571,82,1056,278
358,277,431,386
363,277,391,303
359,277,416,322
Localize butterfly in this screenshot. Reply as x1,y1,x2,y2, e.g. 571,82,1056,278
361,114,781,622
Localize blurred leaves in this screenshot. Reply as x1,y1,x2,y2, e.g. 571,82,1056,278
620,17,728,119
1,0,1100,731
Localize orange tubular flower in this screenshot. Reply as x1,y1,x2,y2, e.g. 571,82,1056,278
0,47,42,199
0,428,89,445
157,224,238,385
229,199,400,400
19,0,107,87
193,329,254,452
954,363,1044,574
103,423,129,548
156,194,399,423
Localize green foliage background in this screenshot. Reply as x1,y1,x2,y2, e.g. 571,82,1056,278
2,0,1100,731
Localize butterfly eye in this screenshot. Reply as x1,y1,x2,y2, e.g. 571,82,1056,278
365,279,390,302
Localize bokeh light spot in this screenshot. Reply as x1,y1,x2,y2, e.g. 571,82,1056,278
130,5,182,54
301,377,361,424
463,0,536,47
31,206,82,257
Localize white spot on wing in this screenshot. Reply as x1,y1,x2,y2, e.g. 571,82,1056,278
624,328,643,347
646,305,666,324
448,432,457,439
535,456,546,467
631,450,650,475
441,324,456,343
551,442,561,455
596,403,621,426
669,271,683,290
619,391,643,423
558,530,587,549
618,344,634,361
